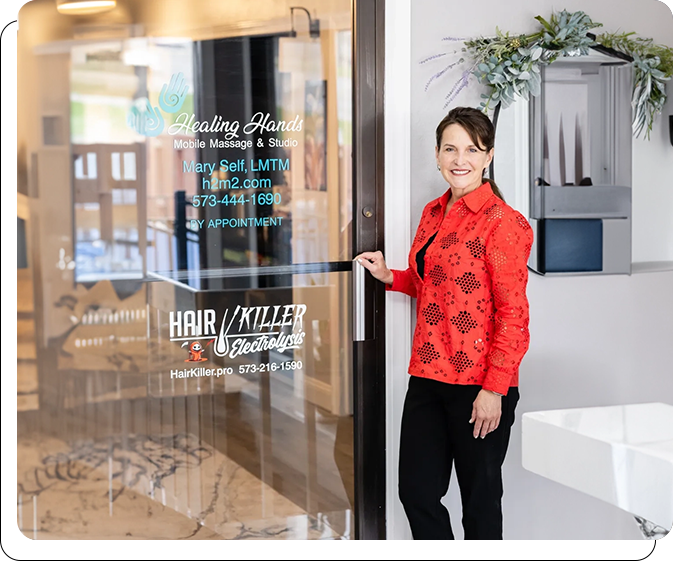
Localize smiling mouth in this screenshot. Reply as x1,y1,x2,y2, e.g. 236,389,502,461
450,170,471,175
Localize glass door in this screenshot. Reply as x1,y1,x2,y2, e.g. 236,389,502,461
17,0,385,540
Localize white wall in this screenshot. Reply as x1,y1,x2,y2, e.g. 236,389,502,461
409,0,673,264
386,0,673,540
632,87,673,263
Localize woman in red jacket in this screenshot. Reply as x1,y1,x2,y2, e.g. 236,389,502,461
356,106,533,540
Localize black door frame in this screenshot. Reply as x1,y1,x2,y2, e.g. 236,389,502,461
353,0,387,540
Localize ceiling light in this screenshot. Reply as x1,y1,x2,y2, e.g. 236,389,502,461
56,0,117,15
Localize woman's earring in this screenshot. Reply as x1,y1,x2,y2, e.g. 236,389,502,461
437,164,441,171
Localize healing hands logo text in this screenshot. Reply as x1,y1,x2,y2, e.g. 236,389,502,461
169,305,307,360
127,72,303,138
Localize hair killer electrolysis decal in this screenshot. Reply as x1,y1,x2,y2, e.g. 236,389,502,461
167,305,306,379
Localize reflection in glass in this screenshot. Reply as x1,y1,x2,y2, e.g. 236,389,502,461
533,55,632,190
18,0,354,540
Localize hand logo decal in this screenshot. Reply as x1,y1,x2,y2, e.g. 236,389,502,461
127,99,164,137
127,72,188,136
159,72,188,114
126,106,142,134
142,99,164,137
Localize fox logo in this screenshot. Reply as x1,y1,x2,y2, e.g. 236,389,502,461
182,340,213,362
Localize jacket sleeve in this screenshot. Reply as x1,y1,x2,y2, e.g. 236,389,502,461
481,212,534,395
385,268,417,299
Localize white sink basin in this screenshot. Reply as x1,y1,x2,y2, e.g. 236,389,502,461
522,403,673,533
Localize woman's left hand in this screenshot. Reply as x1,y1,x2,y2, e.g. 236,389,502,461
469,390,502,439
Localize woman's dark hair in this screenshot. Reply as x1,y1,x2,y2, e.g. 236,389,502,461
435,107,505,202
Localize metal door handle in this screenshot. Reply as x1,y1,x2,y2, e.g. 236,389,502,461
353,259,365,341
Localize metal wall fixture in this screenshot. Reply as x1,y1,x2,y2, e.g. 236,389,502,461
289,6,320,39
528,49,633,275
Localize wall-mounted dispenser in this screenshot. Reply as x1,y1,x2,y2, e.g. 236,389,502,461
528,50,633,275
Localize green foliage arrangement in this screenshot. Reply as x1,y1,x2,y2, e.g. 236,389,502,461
597,31,673,138
426,10,673,139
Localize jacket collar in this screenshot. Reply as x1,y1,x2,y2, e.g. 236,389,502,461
437,181,494,214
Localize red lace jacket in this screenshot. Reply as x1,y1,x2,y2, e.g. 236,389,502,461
386,182,533,395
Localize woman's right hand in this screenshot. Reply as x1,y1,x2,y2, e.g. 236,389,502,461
354,251,394,285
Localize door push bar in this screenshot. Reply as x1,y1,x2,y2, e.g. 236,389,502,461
352,258,366,341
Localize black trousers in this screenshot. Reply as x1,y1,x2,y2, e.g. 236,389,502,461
398,376,519,540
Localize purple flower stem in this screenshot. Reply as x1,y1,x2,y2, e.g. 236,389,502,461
419,52,448,64
424,59,465,92
444,70,472,108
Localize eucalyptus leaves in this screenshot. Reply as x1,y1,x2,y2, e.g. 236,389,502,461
629,54,669,138
597,32,673,138
465,11,601,112
426,9,673,139
470,43,543,111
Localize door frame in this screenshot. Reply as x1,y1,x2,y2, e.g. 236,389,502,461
353,0,387,540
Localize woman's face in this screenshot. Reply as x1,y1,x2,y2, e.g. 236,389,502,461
435,123,493,193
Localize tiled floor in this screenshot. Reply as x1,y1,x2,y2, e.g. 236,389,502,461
17,433,346,540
